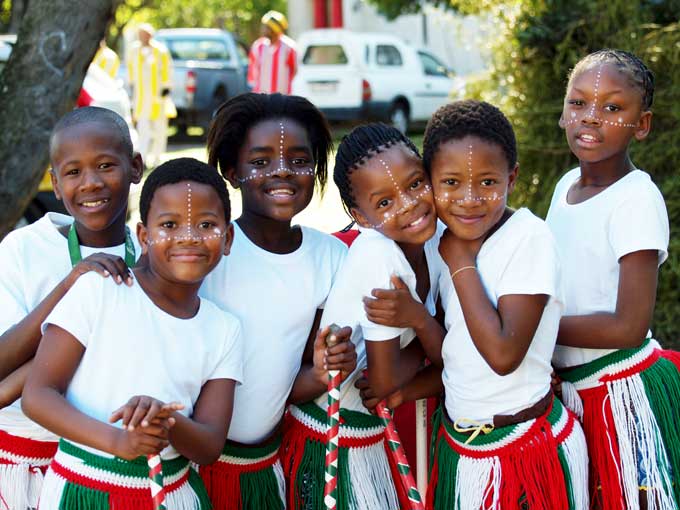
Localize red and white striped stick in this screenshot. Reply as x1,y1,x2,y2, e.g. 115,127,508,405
324,324,342,510
147,454,167,510
376,402,425,510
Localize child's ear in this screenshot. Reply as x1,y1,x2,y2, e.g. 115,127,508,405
222,223,235,256
130,152,144,184
634,110,652,141
558,114,566,129
349,207,371,229
507,163,519,195
223,166,240,189
50,170,63,201
136,222,149,255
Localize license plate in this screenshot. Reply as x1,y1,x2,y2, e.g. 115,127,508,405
309,81,337,94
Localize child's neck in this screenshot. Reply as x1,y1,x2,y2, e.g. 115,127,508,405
579,151,636,187
397,240,429,303
132,265,201,319
59,213,128,248
236,212,302,254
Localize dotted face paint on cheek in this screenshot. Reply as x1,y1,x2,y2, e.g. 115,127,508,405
562,65,637,129
367,157,432,230
237,122,316,183
146,183,228,245
434,144,505,206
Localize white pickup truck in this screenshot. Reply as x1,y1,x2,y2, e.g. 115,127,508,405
155,28,250,132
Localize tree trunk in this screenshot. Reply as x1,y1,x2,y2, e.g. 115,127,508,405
0,0,118,240
8,0,30,33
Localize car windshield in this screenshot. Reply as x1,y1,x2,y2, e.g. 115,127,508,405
160,38,231,61
302,45,348,65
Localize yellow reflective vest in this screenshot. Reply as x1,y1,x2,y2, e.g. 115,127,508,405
126,40,173,121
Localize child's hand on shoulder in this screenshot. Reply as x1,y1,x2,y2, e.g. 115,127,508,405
364,275,428,330
66,253,133,289
438,228,483,271
354,375,403,414
312,325,357,385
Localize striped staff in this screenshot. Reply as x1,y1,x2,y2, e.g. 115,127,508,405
324,324,342,510
376,402,425,510
147,454,167,510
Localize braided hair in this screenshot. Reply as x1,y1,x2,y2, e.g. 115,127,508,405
569,49,655,110
334,123,420,212
207,93,332,191
423,100,517,174
140,157,231,224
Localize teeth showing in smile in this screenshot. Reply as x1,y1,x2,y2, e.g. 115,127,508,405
81,199,109,207
579,134,597,142
407,215,426,228
267,189,294,196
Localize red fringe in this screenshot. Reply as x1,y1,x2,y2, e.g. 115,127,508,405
579,385,626,510
200,460,243,510
280,413,308,510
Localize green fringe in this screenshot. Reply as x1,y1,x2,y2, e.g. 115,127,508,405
639,356,680,504
430,425,461,510
557,444,575,510
59,481,111,510
187,467,213,510
239,462,285,510
293,434,353,510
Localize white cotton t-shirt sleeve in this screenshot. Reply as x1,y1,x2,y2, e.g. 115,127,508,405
206,314,244,385
608,184,669,265
42,273,103,347
0,233,29,332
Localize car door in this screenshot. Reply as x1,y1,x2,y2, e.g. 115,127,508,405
415,51,453,118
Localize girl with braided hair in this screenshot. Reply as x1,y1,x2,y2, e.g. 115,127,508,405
281,123,446,510
548,49,679,510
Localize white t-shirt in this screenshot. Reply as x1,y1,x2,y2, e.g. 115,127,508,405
315,224,444,412
199,223,347,443
439,208,563,422
43,272,243,459
546,168,669,367
0,213,140,441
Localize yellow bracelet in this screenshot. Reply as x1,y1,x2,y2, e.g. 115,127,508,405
450,265,476,280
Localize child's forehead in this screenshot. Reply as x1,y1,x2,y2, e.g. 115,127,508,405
363,142,420,172
570,61,630,89
245,118,310,147
51,121,128,161
435,135,506,166
151,181,221,209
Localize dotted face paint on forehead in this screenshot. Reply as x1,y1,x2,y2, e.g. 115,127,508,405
368,157,432,229
237,122,315,183
434,144,505,205
146,182,227,246
563,65,637,129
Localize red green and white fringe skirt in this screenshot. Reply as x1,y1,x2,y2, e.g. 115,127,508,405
199,432,285,510
38,439,210,510
558,339,680,510
0,428,57,510
427,396,588,510
281,401,402,510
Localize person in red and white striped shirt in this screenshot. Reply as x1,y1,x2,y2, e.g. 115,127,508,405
248,11,297,94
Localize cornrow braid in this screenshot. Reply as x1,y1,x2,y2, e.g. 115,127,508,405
569,49,655,110
207,92,332,191
423,100,517,174
333,123,420,212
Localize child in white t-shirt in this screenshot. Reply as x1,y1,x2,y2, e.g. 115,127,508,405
0,107,143,509
199,93,355,510
22,158,243,509
547,49,679,509
421,100,588,509
281,123,445,510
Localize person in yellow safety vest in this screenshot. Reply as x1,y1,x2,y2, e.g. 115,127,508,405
93,40,120,79
126,23,174,169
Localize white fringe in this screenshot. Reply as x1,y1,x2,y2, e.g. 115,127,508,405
454,456,500,510
561,382,584,420
347,441,400,510
165,472,204,510
272,460,287,507
607,375,676,510
33,467,66,510
0,462,45,510
560,420,590,510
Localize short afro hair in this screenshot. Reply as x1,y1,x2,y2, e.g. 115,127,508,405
50,106,133,160
207,93,332,192
423,100,517,174
568,49,655,110
333,123,420,212
139,158,230,224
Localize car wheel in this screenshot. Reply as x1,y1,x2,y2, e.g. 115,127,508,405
390,102,409,134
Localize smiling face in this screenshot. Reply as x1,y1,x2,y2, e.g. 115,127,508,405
138,181,233,284
560,62,652,164
50,121,142,235
430,135,517,241
225,118,316,223
349,143,437,246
